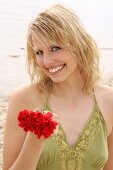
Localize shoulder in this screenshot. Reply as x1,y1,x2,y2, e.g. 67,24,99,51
94,83,113,130
3,84,44,169
8,83,44,115
94,83,113,105
95,84,113,169
10,84,43,105
5,83,45,138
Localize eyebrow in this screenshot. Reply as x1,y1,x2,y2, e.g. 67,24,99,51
34,45,60,51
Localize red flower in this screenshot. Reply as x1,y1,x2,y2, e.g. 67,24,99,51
18,109,58,139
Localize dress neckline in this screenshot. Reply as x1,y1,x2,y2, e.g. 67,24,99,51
58,105,97,149
41,91,108,148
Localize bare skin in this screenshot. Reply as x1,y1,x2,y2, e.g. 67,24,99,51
3,35,113,170
3,82,113,170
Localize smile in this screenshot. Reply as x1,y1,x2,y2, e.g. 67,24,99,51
48,64,65,74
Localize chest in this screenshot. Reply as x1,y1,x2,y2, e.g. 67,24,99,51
49,100,95,146
37,112,108,170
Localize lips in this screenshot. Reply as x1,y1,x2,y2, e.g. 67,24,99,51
48,64,65,74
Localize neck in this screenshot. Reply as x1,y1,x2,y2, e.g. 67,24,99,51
52,72,84,99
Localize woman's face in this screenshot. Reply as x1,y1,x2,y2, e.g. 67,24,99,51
32,34,78,83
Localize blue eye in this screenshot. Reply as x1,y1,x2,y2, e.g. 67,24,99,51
51,46,61,51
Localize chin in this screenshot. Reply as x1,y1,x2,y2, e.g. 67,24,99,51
51,77,65,83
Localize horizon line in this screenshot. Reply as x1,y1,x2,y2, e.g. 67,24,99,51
99,48,113,50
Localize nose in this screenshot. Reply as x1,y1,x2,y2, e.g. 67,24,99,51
43,53,54,67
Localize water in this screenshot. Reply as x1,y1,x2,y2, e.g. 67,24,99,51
0,0,113,97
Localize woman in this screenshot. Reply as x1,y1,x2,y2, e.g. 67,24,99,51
3,4,113,170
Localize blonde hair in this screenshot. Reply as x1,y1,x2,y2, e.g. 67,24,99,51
27,4,100,94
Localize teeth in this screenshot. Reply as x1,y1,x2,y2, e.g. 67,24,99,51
49,65,64,73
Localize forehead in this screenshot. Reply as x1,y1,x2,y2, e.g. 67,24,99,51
31,31,63,50
32,33,49,49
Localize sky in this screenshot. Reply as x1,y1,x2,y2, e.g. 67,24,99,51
0,0,113,50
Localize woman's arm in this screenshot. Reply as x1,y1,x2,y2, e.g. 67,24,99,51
104,128,113,170
8,132,45,170
3,86,46,170
95,84,113,170
103,86,113,170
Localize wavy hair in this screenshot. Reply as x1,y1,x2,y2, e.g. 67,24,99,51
26,4,100,94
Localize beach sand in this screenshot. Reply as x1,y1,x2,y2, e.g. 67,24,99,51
0,78,113,169
0,96,9,169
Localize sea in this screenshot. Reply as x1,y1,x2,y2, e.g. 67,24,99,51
0,0,113,97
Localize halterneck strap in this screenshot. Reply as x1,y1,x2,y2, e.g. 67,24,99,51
41,94,52,111
92,89,98,107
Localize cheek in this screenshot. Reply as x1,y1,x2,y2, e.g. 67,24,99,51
36,57,44,68
69,57,78,70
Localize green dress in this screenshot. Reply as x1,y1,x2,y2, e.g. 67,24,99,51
36,96,108,170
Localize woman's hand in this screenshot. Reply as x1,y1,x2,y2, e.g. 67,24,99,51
18,109,59,139
43,111,59,137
